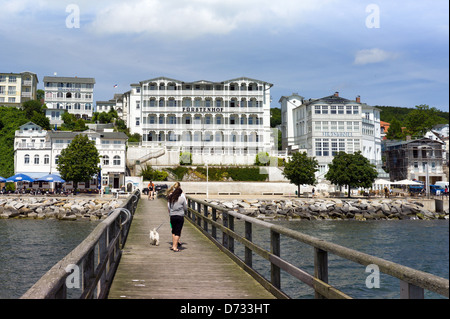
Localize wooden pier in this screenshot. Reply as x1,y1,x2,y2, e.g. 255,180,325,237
107,197,276,299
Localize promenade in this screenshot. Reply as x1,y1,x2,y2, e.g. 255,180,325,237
107,197,276,299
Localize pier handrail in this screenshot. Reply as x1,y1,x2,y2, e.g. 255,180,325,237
186,196,449,299
21,190,141,299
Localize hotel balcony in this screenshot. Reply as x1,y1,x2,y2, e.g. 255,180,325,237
15,142,52,150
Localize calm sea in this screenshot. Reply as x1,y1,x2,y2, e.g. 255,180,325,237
0,218,448,299
0,219,99,299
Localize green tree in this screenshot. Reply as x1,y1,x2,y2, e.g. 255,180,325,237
385,117,404,140
325,152,378,197
405,104,447,137
282,152,319,197
57,134,100,190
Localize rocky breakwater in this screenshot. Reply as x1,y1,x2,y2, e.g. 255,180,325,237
206,198,449,221
0,197,124,221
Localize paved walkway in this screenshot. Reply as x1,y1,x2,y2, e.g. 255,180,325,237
107,197,275,299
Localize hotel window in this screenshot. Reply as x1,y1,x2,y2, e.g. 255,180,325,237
353,106,359,114
331,121,337,132
331,139,338,156
315,105,321,114
216,99,222,108
136,117,140,126
74,103,81,110
136,101,140,109
149,116,155,124
185,116,191,125
150,98,156,107
113,156,121,166
159,99,165,107
322,121,329,131
85,103,92,110
34,155,40,165
9,76,16,83
168,116,176,124
194,116,201,124
338,106,344,114
216,116,222,125
24,154,30,164
353,122,360,132
8,97,15,103
55,155,60,164
168,99,176,107
205,99,212,107
0,86,4,94
183,99,191,107
230,99,236,107
322,106,328,114
8,86,16,95
205,116,211,125
248,117,253,125
314,121,321,132
194,99,201,107
330,106,337,114
346,106,352,114
230,116,236,125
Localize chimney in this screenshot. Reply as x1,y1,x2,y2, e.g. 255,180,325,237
334,92,339,97
356,95,361,103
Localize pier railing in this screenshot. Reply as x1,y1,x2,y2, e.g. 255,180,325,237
21,190,140,299
186,196,449,299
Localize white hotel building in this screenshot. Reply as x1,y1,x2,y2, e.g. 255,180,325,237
123,77,275,166
43,76,95,122
280,92,387,179
14,122,128,191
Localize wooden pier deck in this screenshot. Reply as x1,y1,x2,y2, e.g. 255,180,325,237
107,197,276,299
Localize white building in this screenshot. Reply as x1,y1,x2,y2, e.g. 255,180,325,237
0,71,39,107
280,92,386,180
43,76,95,121
14,122,128,191
123,76,275,166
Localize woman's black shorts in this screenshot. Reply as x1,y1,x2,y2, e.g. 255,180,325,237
170,215,184,236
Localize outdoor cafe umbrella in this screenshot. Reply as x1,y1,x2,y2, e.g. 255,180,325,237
35,174,65,183
391,179,422,186
5,173,35,182
0,176,6,183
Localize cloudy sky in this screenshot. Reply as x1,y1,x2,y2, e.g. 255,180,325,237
1,0,448,111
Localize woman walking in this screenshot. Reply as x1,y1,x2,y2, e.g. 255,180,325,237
167,187,186,252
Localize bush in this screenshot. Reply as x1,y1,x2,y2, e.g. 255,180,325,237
139,165,168,181
166,166,189,180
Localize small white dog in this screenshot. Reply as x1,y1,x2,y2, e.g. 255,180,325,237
149,223,164,246
149,228,160,246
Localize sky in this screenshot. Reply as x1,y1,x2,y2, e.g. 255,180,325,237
1,0,448,111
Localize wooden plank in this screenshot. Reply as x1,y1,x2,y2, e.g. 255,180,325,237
107,198,275,299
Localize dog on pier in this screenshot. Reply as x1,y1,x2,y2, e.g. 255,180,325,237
149,223,164,246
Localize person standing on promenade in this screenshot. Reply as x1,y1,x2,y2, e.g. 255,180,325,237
167,187,186,252
148,180,155,200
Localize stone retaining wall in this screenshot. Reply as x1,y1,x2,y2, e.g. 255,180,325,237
206,198,450,221
0,197,123,221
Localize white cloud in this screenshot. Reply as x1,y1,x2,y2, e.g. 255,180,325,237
88,0,334,38
354,48,400,65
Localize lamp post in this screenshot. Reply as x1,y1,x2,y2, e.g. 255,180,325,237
205,160,209,199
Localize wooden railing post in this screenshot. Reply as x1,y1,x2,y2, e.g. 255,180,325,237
314,248,328,299
211,207,217,240
203,204,209,232
400,281,425,299
228,214,234,253
245,221,252,267
271,230,281,289
222,212,228,249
